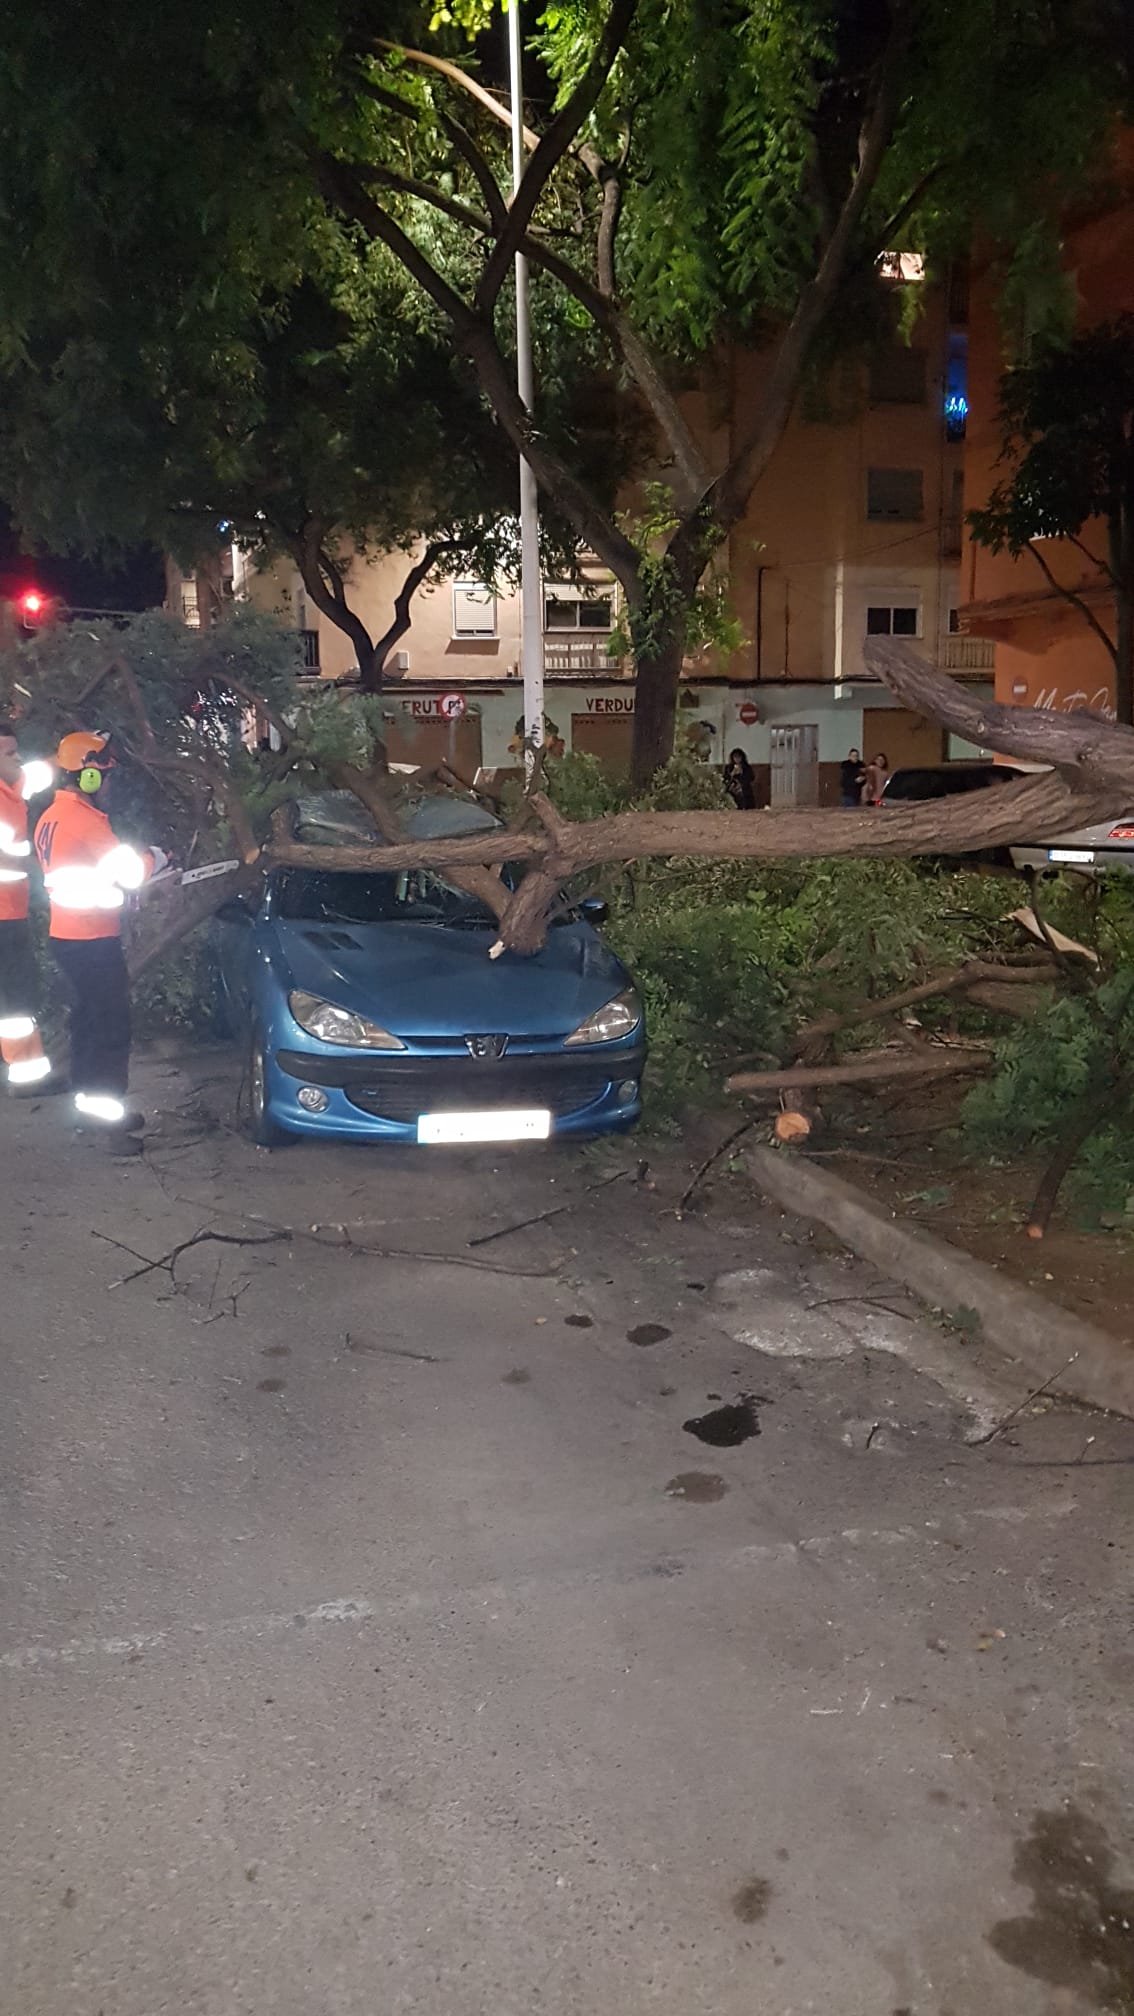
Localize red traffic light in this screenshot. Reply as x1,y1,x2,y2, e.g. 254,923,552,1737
17,589,47,625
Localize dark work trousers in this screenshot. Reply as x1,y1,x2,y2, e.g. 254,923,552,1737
51,936,132,1098
0,917,40,1021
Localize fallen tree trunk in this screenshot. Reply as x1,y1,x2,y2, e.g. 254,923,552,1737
726,1048,991,1094
267,773,1117,953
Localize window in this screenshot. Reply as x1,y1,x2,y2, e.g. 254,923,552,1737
451,581,497,639
867,467,924,521
544,587,614,631
866,605,920,637
877,251,925,283
869,345,927,405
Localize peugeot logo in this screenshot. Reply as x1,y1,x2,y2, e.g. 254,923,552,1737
465,1033,508,1060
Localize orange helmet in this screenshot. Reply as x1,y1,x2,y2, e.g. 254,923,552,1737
55,731,114,774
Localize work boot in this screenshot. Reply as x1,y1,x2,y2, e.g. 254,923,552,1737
7,1070,67,1100
105,1131,144,1158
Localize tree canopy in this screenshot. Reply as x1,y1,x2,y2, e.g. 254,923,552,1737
1,0,1130,776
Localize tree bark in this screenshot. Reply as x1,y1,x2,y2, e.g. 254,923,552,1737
631,634,684,791
1025,1083,1117,1238
866,636,1134,789
726,1049,990,1095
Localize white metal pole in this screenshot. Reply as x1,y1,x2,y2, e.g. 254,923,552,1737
507,0,544,776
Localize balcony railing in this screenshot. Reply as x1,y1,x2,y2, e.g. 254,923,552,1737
942,634,995,673
942,515,964,558
544,636,626,676
301,627,320,671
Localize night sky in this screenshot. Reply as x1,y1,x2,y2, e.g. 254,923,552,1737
0,509,164,615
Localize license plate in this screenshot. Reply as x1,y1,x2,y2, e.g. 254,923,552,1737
1048,847,1095,864
417,1109,552,1145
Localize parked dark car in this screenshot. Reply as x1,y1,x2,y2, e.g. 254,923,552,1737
880,760,1033,804
878,761,1035,867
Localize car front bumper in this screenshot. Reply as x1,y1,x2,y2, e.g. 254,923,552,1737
264,1041,647,1142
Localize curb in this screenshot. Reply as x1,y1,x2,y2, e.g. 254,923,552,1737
744,1144,1134,1422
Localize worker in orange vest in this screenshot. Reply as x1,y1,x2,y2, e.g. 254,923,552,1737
0,719,54,1092
34,732,167,1152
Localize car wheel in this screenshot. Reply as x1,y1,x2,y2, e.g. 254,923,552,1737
244,1025,291,1147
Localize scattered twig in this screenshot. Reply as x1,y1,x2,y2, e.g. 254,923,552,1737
337,1240,557,1279
467,1165,631,1247
968,1354,1080,1446
679,1121,755,1214
114,1226,291,1288
803,1294,917,1320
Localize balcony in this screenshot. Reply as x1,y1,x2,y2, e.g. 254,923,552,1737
942,634,995,674
544,636,626,677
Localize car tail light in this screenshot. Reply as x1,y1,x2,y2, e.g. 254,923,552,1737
1108,824,1134,840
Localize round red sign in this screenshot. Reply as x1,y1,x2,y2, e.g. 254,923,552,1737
736,701,760,726
439,692,466,720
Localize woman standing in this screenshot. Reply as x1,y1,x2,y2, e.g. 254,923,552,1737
862,752,890,805
724,748,757,810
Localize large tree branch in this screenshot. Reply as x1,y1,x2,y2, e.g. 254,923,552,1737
315,161,641,586
865,636,1134,788
283,520,377,680
726,1048,990,1095
373,41,540,150
1024,539,1117,661
475,0,639,316
264,767,1116,955
371,539,467,677
444,115,508,231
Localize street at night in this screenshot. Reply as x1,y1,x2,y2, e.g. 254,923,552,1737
2,1055,1132,2015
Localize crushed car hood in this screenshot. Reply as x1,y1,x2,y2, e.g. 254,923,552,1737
269,916,631,1042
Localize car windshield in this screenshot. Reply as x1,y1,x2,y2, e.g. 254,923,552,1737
274,867,499,929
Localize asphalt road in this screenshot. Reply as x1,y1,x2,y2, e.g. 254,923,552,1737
3,1048,1133,2016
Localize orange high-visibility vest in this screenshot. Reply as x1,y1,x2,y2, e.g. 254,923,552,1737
34,791,156,942
0,775,32,923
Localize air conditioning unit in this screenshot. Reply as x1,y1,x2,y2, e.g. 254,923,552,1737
390,649,410,672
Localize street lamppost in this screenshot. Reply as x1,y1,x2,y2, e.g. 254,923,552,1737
507,0,544,777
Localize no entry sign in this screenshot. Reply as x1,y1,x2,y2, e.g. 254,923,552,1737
736,700,760,726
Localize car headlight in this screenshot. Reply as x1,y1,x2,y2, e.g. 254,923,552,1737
565,988,642,1047
288,990,405,1050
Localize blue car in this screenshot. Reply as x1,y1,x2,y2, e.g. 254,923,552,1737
215,793,645,1146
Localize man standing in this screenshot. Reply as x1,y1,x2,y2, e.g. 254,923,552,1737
34,732,166,1153
0,721,53,1092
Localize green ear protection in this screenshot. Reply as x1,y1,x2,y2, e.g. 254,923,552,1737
78,765,104,794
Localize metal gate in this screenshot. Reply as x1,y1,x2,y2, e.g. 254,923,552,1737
769,724,819,806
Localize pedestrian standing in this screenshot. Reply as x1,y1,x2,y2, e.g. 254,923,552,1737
33,732,166,1153
863,751,890,805
724,748,757,810
0,721,54,1092
839,747,865,808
